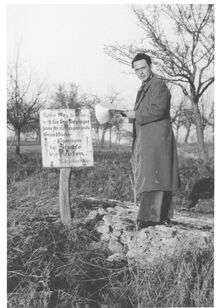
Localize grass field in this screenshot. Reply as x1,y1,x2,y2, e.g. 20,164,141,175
7,143,214,307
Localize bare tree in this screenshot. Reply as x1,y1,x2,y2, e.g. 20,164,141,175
7,52,44,155
200,96,214,132
170,97,186,142
99,91,123,148
182,96,214,143
51,84,100,142
51,83,81,109
21,115,41,143
105,4,214,160
84,94,102,145
170,97,195,143
114,127,132,146
181,109,195,143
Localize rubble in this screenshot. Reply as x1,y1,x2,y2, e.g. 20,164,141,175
83,197,213,267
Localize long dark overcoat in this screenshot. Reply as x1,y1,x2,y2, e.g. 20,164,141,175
133,74,180,195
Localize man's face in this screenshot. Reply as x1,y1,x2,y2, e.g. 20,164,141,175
133,59,151,82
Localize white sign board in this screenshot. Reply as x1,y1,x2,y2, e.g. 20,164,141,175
40,109,94,168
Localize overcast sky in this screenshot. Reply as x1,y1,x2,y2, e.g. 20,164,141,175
7,4,145,108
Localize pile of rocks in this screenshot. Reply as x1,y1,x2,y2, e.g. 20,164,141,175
83,198,213,267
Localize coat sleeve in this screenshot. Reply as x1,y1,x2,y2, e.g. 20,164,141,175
135,80,171,125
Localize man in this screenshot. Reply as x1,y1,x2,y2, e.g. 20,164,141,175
126,53,180,229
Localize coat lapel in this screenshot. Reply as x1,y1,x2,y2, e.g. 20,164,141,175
134,74,155,111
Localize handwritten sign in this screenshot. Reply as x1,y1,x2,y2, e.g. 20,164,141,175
40,109,94,168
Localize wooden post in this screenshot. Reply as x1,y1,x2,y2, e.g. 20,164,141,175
59,167,72,224
59,101,72,225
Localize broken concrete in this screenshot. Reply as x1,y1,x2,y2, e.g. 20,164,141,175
82,196,213,267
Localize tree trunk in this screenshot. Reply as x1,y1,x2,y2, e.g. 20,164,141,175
116,131,121,145
109,127,112,149
192,103,208,161
35,133,40,143
184,123,191,143
101,128,107,147
175,129,179,143
15,128,21,155
96,127,99,144
37,129,41,144
175,122,181,143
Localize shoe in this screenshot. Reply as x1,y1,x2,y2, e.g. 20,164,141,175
137,220,157,230
160,218,171,225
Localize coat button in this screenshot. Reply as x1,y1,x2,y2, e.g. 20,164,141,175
155,170,158,174
155,180,159,184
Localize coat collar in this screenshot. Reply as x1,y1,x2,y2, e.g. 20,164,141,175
134,73,155,110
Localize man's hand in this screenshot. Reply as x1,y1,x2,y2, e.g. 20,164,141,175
124,111,135,119
109,110,123,121
109,110,121,117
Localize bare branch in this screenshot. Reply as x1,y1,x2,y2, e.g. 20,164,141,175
197,77,214,99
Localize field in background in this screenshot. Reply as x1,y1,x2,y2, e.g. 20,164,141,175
7,143,214,307
7,139,214,156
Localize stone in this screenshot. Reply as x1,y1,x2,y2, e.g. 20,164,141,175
107,253,126,262
89,240,109,251
108,238,124,253
103,213,113,225
126,224,212,266
85,209,99,221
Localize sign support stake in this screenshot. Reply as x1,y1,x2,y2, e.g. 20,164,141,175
59,167,72,224
59,101,72,225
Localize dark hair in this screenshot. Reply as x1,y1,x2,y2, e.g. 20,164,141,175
131,53,152,68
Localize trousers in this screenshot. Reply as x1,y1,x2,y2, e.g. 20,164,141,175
137,191,173,222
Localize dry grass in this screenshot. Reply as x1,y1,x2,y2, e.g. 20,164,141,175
7,147,214,307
